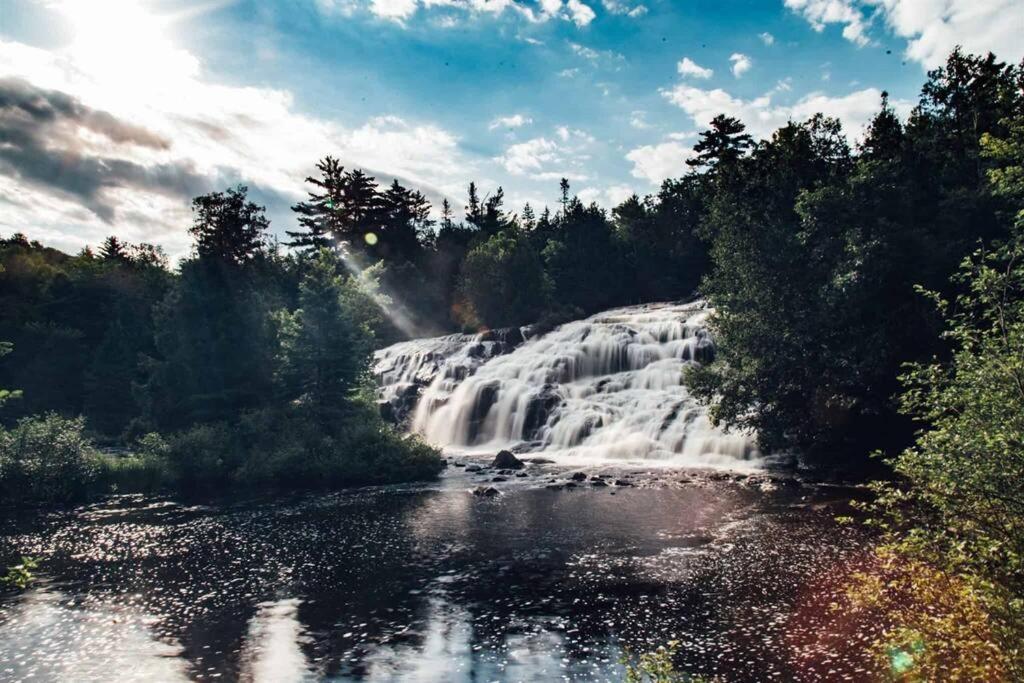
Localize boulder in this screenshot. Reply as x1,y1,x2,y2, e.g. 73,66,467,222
473,486,500,497
570,472,587,482
491,450,525,470
591,479,608,487
491,476,508,482
614,479,633,487
465,465,482,472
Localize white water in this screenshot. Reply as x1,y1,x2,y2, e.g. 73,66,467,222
373,301,761,469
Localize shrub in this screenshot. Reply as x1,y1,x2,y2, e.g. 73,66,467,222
95,434,170,494
0,413,100,504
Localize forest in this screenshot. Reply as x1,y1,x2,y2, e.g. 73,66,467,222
2,47,1023,677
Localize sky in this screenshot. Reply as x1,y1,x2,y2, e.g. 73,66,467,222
0,0,1021,258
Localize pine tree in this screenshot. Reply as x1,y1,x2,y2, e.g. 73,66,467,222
288,156,347,251
687,114,753,170
189,186,268,266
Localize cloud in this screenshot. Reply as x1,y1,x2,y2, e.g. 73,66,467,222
783,0,871,47
319,0,602,28
497,127,593,180
0,4,473,257
0,77,208,223
566,0,596,26
558,67,581,78
759,31,775,46
677,57,713,79
489,114,533,130
626,140,695,184
661,81,913,140
577,183,636,207
629,110,651,130
601,0,647,17
370,0,419,21
569,41,626,64
784,0,1024,66
729,53,753,77
872,0,1024,68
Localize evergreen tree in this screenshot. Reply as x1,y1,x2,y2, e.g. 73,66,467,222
278,250,370,417
190,186,268,266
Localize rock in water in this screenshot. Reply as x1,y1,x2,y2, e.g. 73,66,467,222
472,486,500,497
491,450,525,470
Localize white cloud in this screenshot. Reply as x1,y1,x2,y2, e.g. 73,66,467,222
558,67,580,78
569,41,625,63
626,141,696,184
497,127,593,180
661,81,913,140
677,57,713,79
629,110,651,129
759,31,775,46
370,0,419,21
489,114,533,130
783,0,871,47
566,0,596,26
320,0,604,29
784,0,1024,63
729,53,753,77
578,184,636,207
0,3,472,257
602,0,647,17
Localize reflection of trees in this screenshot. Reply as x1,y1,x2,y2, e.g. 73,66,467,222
1,484,872,681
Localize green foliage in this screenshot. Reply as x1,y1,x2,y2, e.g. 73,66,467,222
0,414,100,504
688,51,1023,461
1,556,39,590
277,249,371,415
845,113,1024,679
621,642,711,683
460,230,550,328
162,403,443,491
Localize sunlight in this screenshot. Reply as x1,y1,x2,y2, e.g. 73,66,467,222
52,0,200,90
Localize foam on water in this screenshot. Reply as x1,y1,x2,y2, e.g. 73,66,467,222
373,301,761,469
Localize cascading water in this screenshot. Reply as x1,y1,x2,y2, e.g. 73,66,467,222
373,301,761,469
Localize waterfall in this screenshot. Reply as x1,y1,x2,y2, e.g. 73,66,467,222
373,301,761,468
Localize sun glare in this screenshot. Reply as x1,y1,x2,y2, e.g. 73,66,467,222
51,0,200,91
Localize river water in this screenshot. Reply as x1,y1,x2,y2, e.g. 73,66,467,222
0,467,878,682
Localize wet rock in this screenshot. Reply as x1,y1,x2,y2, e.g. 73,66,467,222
472,486,500,497
570,472,587,482
545,483,563,490
614,479,633,487
491,476,508,482
525,457,556,465
491,450,525,470
452,462,466,468
564,481,579,489
466,465,482,473
515,472,528,478
591,479,608,487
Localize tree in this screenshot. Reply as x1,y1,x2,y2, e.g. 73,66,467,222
686,114,753,171
288,156,347,251
459,231,549,328
190,186,268,266
278,250,371,416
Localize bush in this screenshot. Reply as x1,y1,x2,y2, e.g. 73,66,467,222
0,413,100,504
162,404,445,492
95,434,170,494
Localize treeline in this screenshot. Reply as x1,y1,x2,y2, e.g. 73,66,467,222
0,189,443,504
281,159,707,333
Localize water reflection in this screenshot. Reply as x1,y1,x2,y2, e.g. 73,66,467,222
0,475,875,681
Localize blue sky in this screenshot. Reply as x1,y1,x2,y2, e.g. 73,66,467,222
0,0,1020,256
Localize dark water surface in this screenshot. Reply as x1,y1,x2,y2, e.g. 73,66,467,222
0,466,876,682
